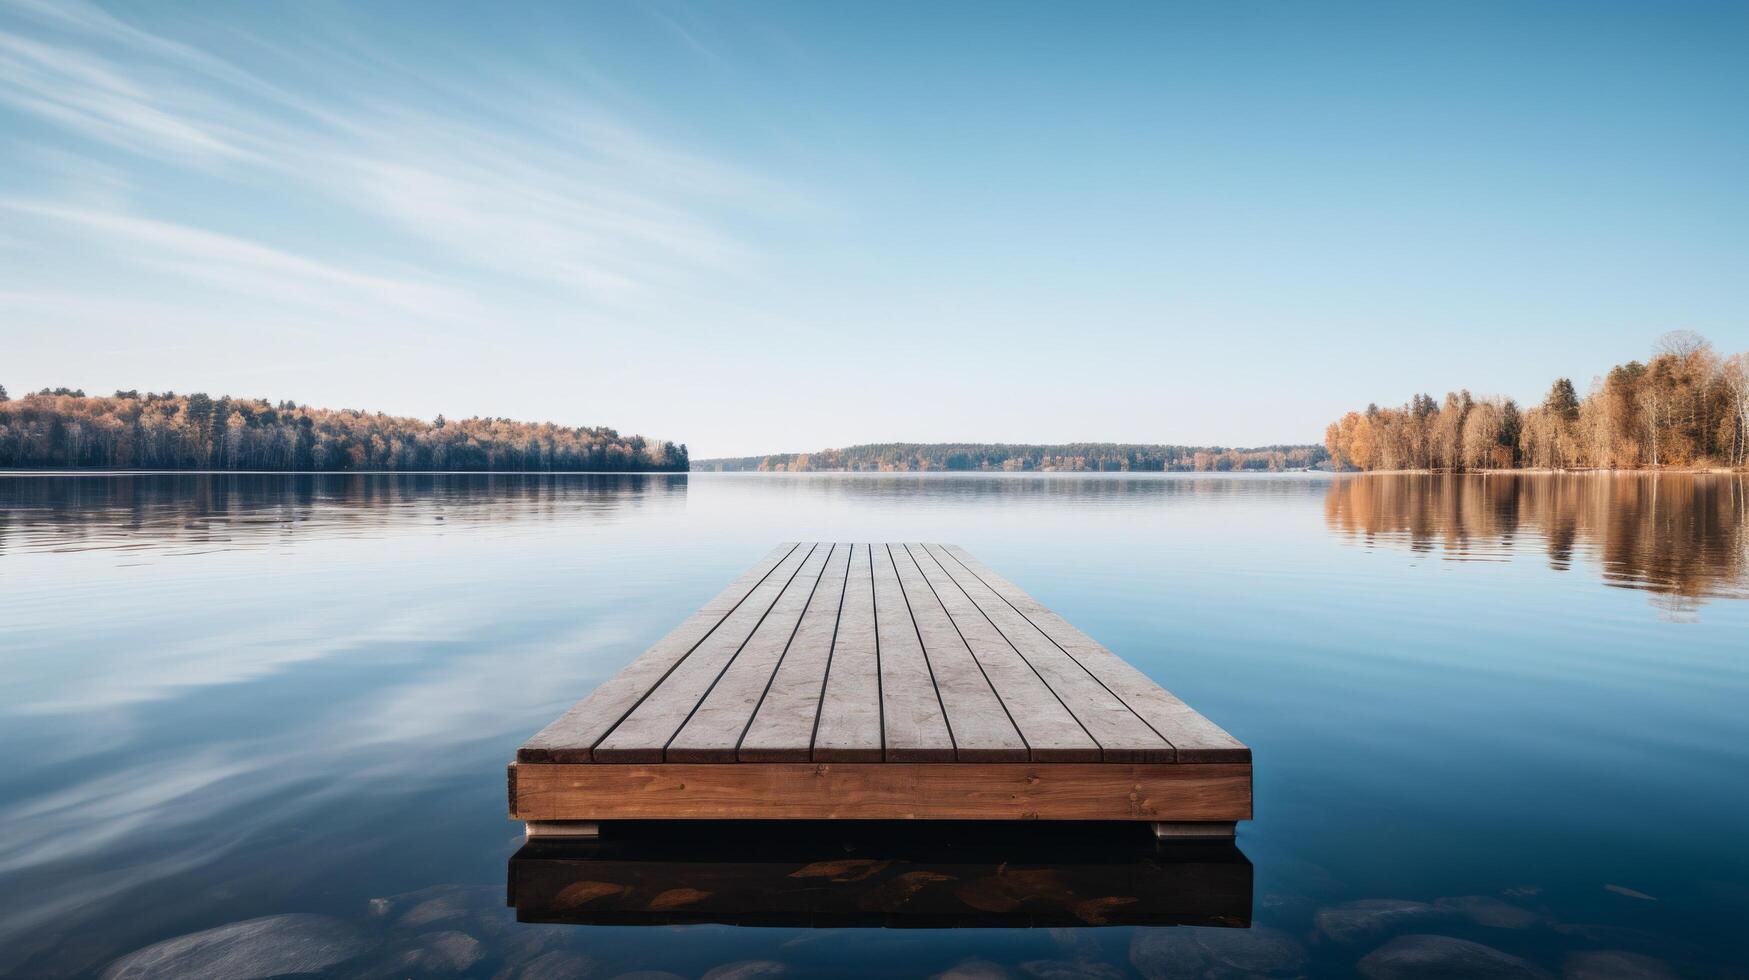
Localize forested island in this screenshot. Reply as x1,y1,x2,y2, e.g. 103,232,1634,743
694,442,1328,473
0,387,688,471
1326,332,1749,471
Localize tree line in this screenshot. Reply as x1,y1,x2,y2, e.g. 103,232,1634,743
0,388,688,472
694,442,1328,473
1325,332,1749,471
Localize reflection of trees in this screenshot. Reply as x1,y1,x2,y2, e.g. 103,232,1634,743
0,473,685,555
1324,474,1749,610
704,472,1332,503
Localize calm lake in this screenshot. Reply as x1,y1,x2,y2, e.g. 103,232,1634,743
2,472,1745,978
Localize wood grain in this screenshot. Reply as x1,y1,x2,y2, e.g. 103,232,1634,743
509,762,1252,822
918,543,1173,762
593,544,819,762
871,545,955,761
941,545,1251,763
667,544,832,762
517,542,798,763
903,544,1101,762
738,543,852,761
889,543,1028,761
812,543,884,761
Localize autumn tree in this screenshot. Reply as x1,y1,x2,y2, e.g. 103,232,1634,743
1325,334,1748,472
0,391,688,472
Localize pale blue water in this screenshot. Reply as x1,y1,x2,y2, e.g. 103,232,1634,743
1,473,1744,978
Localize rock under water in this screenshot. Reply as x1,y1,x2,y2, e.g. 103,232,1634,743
100,913,370,980
1129,925,1307,978
1357,934,1550,980
1563,950,1679,980
1314,898,1447,942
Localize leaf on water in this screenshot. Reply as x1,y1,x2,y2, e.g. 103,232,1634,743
554,880,629,907
649,887,712,910
1073,895,1139,925
788,859,890,881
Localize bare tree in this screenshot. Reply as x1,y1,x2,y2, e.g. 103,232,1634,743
1724,353,1749,468
1655,329,1709,360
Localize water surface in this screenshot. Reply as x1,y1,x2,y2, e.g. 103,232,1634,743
2,472,1745,977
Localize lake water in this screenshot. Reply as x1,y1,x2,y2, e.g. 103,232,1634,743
1,472,1745,979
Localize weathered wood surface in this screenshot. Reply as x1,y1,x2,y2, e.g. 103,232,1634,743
519,543,801,763
513,543,1251,824
511,762,1252,822
940,545,1250,764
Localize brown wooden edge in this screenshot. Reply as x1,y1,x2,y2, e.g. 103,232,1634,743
507,761,1251,823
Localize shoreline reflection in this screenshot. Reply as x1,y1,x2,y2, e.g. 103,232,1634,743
1325,474,1749,615
0,472,687,555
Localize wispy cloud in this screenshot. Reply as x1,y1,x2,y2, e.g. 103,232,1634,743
4,199,462,316
0,0,803,339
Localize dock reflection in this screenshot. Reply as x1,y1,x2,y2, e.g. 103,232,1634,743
507,821,1251,928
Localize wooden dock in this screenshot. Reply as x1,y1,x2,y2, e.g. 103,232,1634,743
510,543,1251,836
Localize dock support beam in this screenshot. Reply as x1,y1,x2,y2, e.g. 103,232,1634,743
1152,821,1235,840
525,821,600,839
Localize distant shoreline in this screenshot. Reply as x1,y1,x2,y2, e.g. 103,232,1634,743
4,466,1741,478
0,469,685,477
1333,467,1747,476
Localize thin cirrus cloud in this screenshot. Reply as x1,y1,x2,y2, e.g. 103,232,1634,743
0,0,797,341
3,199,462,318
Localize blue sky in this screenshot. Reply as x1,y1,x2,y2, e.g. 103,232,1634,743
2,0,1745,457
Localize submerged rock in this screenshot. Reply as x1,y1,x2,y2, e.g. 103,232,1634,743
1563,950,1678,980
101,913,370,980
932,959,1012,980
1020,958,1127,980
498,929,571,968
1315,898,1446,942
1435,895,1539,929
499,950,602,980
702,960,788,980
392,931,483,974
1193,926,1309,974
1357,934,1550,980
1130,925,1306,978
1129,929,1206,979
1045,926,1107,962
397,893,482,928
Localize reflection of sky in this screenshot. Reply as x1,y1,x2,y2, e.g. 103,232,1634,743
1,473,1747,973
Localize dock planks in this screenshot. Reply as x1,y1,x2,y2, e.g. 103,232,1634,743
512,543,1250,828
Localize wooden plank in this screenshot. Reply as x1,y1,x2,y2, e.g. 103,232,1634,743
738,543,852,762
902,544,1101,762
593,544,819,762
518,543,800,763
511,761,1253,822
919,544,1173,763
666,544,834,762
888,544,1028,761
941,545,1250,763
871,544,955,762
813,543,883,762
